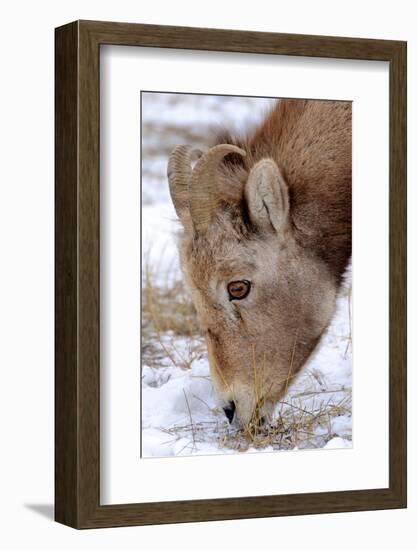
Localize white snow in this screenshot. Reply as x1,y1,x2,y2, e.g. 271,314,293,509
324,437,353,450
141,92,352,458
142,202,180,276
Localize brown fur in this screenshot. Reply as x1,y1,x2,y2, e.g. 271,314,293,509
216,99,352,283
172,99,351,425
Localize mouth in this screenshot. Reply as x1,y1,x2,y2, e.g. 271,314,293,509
222,401,269,428
222,401,236,423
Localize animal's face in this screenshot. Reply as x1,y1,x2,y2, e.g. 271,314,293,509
168,145,337,425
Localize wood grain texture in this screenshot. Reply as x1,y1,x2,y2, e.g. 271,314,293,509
388,42,407,505
55,20,407,529
55,21,79,527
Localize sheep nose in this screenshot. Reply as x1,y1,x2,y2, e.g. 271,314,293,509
223,401,235,423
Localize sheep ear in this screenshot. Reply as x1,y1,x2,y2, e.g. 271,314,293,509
245,159,289,233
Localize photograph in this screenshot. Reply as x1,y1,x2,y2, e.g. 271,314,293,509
141,92,352,458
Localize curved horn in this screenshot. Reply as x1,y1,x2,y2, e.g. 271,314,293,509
167,145,201,220
189,144,246,234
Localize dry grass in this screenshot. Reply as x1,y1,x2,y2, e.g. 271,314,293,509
217,351,351,453
143,260,199,337
226,326,351,450
142,255,204,370
161,385,352,454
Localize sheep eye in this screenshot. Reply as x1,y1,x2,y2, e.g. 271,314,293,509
227,280,251,301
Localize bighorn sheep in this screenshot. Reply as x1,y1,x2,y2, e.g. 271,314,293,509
168,99,351,426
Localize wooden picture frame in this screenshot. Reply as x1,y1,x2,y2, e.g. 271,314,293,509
55,20,407,528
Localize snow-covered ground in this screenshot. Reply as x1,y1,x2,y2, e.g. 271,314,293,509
141,92,352,458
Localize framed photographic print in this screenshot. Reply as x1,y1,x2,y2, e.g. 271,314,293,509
55,20,407,528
